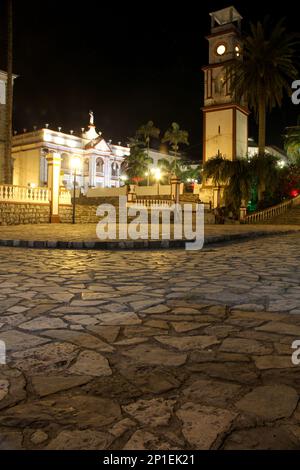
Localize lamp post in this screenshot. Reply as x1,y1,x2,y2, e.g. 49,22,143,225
71,156,81,224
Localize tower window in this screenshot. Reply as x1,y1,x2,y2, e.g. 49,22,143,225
218,126,221,134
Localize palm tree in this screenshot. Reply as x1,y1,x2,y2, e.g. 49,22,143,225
4,0,13,184
284,121,300,164
228,18,299,156
136,121,160,185
223,159,252,214
249,153,279,202
181,165,202,184
158,158,183,183
203,156,228,207
162,123,189,172
121,138,153,184
203,156,252,214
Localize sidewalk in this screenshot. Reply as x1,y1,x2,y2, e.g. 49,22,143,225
0,224,299,249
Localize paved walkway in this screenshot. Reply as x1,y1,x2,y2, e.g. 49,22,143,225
0,224,299,249
0,233,300,450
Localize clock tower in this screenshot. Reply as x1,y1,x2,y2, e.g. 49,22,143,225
202,6,249,163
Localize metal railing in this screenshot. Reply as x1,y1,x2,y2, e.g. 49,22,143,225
242,195,300,224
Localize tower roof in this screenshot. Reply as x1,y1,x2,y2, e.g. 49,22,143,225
209,6,242,26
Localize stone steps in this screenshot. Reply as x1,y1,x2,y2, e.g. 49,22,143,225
262,205,300,225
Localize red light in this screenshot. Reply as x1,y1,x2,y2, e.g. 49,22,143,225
290,189,299,198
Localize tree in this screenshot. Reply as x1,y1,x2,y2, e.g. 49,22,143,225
162,123,189,170
228,18,299,156
203,153,281,214
157,158,182,183
136,121,160,185
121,138,153,184
222,159,252,214
4,0,13,184
284,122,300,165
203,156,228,208
249,153,280,203
179,164,201,184
158,157,201,185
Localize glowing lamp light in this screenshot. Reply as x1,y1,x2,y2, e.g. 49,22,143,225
278,160,286,169
71,156,81,172
235,45,240,57
152,168,162,181
120,175,128,182
290,189,299,198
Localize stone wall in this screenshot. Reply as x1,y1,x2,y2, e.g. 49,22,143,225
0,200,216,226
0,201,112,226
59,204,101,224
0,203,50,225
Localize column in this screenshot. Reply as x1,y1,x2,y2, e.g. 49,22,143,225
104,158,111,187
46,152,61,223
171,176,181,204
39,150,48,187
89,155,96,187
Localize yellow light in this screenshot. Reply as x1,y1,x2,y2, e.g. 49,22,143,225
152,168,162,181
120,175,128,181
70,156,81,171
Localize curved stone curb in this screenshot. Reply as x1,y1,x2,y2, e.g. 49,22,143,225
0,229,298,250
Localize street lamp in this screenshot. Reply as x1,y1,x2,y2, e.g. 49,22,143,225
70,156,81,224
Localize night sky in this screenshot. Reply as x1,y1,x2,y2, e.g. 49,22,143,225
1,0,300,160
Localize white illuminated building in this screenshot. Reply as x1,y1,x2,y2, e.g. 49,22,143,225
12,112,180,191
12,112,130,190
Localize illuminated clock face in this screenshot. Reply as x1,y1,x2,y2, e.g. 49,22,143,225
216,44,226,56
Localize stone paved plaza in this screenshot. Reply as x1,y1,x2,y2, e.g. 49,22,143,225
0,223,299,243
0,233,300,449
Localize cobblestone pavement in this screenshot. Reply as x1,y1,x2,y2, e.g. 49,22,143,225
0,223,299,244
0,233,300,450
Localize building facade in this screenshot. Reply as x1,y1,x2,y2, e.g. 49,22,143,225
12,114,129,191
12,113,180,192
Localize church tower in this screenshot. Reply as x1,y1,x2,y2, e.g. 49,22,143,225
202,6,249,163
